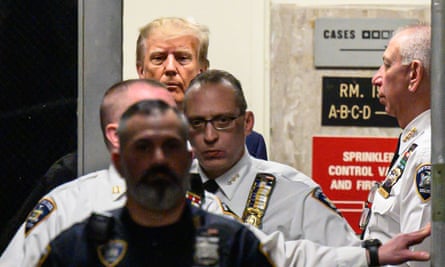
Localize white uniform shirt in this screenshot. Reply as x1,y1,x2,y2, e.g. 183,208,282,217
191,151,360,246
0,164,369,267
250,226,367,267
364,110,431,267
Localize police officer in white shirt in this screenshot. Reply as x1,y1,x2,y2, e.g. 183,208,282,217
361,24,432,267
183,69,359,246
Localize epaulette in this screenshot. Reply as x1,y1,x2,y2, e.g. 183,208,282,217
242,173,276,228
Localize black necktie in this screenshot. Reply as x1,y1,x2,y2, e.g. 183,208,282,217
203,179,219,193
389,134,401,169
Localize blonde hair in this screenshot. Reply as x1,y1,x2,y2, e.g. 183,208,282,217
136,17,210,69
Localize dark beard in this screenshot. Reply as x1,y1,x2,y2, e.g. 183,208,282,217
129,165,186,211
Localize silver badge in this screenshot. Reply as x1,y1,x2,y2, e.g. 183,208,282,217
194,230,219,266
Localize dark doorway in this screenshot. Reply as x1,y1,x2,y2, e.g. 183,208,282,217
0,0,78,250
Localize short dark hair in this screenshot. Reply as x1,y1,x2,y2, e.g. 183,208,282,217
99,79,167,149
117,99,189,149
184,69,247,114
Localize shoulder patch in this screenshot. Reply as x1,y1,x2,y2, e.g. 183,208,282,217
415,164,431,201
25,198,57,235
312,188,343,217
98,239,127,267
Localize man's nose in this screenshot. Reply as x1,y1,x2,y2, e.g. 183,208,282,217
153,147,167,163
372,65,383,86
203,122,218,143
164,54,178,75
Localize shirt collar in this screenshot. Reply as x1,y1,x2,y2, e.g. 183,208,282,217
400,109,430,152
196,149,252,200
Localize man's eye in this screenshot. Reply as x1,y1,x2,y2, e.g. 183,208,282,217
150,55,166,65
135,142,152,152
164,140,181,151
190,120,204,128
216,117,231,124
176,55,192,64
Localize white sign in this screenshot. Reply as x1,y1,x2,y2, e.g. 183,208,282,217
314,18,417,68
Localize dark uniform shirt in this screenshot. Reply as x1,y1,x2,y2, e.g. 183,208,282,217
38,202,273,267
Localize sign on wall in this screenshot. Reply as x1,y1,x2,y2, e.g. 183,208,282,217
312,136,398,233
314,18,417,68
322,76,398,127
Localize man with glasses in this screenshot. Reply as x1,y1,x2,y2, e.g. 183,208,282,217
360,24,432,267
183,69,359,246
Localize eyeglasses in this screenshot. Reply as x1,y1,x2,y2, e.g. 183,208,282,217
359,182,380,230
188,114,243,131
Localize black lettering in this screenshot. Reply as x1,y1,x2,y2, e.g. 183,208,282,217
323,30,330,39
323,29,356,39
337,30,343,39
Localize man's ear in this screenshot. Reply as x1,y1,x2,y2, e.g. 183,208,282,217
244,111,254,136
105,123,119,150
408,60,423,92
199,60,209,73
136,63,144,78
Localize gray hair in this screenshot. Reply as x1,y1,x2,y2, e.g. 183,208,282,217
395,24,431,75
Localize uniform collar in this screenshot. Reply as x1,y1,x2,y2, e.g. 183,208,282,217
399,109,430,153
109,164,126,201
196,149,252,200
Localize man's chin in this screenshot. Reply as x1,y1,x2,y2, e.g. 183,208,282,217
131,185,184,212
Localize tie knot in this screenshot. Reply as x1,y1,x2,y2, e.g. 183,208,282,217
203,179,219,193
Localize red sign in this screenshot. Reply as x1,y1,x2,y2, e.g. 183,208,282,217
312,136,398,233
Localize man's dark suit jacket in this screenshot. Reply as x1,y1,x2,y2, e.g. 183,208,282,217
246,130,268,160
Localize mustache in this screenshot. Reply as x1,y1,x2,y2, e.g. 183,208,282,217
140,165,180,183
